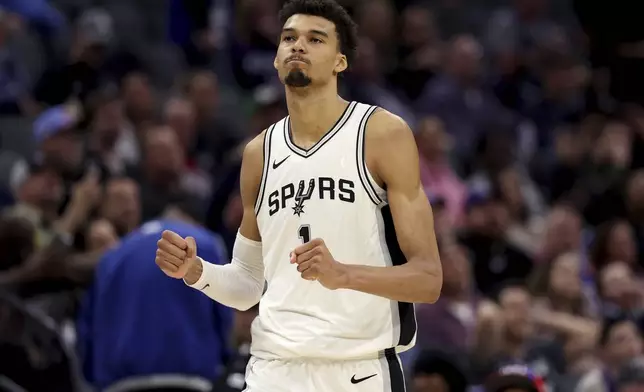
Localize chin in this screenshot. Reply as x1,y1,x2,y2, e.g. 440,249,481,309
284,69,312,88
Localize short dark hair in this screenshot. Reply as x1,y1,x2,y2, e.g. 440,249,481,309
278,0,358,66
599,313,637,347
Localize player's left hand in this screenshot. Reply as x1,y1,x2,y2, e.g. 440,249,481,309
291,239,347,290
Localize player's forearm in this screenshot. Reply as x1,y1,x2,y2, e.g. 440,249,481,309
185,233,265,311
187,258,264,311
340,260,442,303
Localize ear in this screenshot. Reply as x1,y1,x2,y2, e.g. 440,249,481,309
274,55,279,70
334,53,348,74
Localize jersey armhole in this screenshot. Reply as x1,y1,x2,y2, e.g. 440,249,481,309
254,123,276,215
356,105,386,206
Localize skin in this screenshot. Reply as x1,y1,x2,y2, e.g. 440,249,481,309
156,14,442,304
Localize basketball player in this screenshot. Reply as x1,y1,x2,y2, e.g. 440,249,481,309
155,0,442,390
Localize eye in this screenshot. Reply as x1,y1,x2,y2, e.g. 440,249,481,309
283,35,296,42
310,38,323,44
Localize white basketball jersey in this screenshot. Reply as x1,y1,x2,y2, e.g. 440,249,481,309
252,102,416,361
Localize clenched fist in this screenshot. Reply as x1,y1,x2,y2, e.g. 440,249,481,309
156,230,200,281
291,238,348,290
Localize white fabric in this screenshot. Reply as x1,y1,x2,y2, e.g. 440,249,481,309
186,232,264,311
252,102,416,360
243,353,405,392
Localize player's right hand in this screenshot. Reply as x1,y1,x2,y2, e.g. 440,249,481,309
156,230,198,279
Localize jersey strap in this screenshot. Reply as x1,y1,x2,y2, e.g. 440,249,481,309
254,123,277,215
356,105,383,206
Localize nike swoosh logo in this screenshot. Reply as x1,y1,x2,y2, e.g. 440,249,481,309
201,284,210,290
272,155,290,169
350,374,376,384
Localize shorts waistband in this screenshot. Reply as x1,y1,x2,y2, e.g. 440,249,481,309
251,347,399,363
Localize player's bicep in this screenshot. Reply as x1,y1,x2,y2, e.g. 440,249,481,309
238,133,265,242
371,113,440,270
387,184,438,262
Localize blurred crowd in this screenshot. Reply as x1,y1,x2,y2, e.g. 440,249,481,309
1,0,644,391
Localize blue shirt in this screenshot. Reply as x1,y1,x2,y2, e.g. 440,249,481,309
77,220,233,390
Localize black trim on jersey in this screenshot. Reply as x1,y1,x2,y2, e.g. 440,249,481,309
254,123,276,215
355,105,382,205
360,106,383,204
385,348,406,392
380,204,417,346
284,101,356,158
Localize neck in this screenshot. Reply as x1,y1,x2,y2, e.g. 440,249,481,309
285,83,347,138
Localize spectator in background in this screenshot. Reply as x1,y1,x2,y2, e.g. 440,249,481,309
32,8,115,108
590,220,639,274
32,103,85,180
474,283,570,390
163,96,198,157
353,0,396,66
528,252,598,374
483,363,546,392
416,116,465,228
537,204,583,264
495,165,546,255
571,118,632,227
131,125,208,223
98,177,140,238
183,70,243,175
416,243,477,353
120,71,157,131
597,262,644,328
389,4,443,102
458,191,533,296
3,164,63,249
415,35,513,163
529,252,595,320
85,218,118,253
544,125,587,203
343,36,416,125
576,316,643,392
411,349,469,392
77,210,233,392
86,85,139,176
230,0,281,90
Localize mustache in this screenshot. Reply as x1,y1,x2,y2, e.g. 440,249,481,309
285,55,310,64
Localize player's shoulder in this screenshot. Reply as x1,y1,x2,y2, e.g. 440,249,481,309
240,129,269,195
243,130,267,161
242,115,287,161
364,107,414,146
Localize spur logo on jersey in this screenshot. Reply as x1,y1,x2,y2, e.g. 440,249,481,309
292,179,315,216
267,177,356,216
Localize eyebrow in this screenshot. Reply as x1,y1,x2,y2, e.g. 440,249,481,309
282,28,329,38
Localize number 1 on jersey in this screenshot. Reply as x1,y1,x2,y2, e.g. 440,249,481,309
298,225,311,244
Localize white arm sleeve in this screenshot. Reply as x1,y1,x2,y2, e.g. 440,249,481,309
185,232,264,311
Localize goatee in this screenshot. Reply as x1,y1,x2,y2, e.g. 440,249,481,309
285,69,312,87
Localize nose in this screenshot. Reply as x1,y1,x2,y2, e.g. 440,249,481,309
291,37,306,53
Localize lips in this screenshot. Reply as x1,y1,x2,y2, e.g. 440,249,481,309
286,56,309,64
